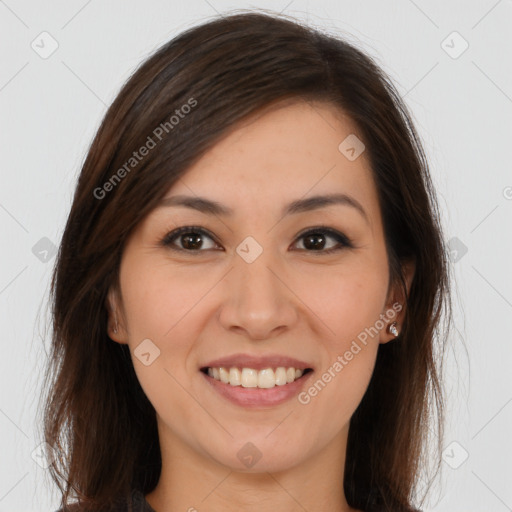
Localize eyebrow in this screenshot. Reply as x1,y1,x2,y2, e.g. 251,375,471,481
157,193,369,224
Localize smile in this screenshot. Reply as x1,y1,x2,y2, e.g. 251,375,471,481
200,366,314,407
202,366,312,388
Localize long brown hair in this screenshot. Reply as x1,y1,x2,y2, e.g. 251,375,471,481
38,10,452,512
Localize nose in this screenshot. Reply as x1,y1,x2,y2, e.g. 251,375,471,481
218,248,298,341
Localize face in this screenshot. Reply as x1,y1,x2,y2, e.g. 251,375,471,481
108,100,412,473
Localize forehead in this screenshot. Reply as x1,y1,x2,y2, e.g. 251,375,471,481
163,100,379,224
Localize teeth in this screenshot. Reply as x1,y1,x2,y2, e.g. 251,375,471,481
275,367,287,386
241,368,258,387
205,366,307,388
229,367,241,386
219,367,229,383
258,368,275,388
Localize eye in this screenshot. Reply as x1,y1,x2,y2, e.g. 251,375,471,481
161,226,217,252
160,225,353,254
292,226,353,254
160,225,221,253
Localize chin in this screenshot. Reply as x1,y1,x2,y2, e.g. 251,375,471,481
204,438,306,474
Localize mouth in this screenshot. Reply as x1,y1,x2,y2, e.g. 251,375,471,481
199,366,314,408
200,366,314,388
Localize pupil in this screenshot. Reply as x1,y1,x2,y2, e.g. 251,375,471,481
180,233,327,251
305,233,325,250
183,233,202,250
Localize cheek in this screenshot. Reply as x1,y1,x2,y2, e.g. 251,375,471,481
120,257,204,342
119,260,203,422
117,256,202,411
298,261,388,345
294,263,387,416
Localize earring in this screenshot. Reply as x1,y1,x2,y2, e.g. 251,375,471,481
387,321,399,337
113,311,118,334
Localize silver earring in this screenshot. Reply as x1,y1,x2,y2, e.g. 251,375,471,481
387,321,399,337
113,311,118,334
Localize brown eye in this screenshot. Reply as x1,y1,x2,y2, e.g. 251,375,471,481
160,225,352,255
293,227,352,254
161,226,220,252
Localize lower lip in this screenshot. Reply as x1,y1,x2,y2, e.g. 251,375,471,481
200,370,313,408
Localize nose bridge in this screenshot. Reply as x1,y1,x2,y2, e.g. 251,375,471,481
219,237,297,338
237,243,280,304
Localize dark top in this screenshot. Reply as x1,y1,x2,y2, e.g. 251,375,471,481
55,489,421,511
55,490,155,512
128,490,156,512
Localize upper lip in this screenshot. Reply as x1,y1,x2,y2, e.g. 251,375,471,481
201,353,314,371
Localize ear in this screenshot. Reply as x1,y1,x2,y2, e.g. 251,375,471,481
105,286,128,344
379,259,415,344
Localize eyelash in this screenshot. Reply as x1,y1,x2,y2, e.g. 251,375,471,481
159,224,353,255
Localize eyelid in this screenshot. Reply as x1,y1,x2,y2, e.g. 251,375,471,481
160,224,353,253
294,224,352,244
160,225,223,251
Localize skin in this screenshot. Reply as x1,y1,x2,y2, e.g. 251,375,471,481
107,99,414,512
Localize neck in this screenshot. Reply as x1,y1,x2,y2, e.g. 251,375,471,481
144,421,361,512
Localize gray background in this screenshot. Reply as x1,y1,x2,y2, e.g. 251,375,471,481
1,1,511,510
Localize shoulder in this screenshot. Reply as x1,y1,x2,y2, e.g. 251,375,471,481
53,503,131,512
365,507,422,512
53,489,152,512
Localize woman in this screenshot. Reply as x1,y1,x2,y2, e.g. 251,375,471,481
40,10,452,512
